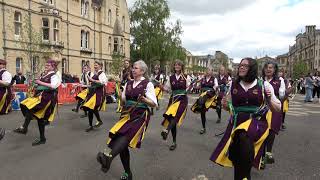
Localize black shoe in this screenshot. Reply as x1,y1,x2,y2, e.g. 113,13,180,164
32,138,46,146
96,152,112,173
169,143,177,151
120,172,132,180
85,126,94,132
80,114,87,118
265,152,275,164
216,118,221,124
44,120,50,126
72,108,79,113
199,128,206,134
281,125,286,130
161,130,168,140
13,127,27,134
94,121,103,128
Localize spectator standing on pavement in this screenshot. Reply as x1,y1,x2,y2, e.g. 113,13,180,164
11,70,26,85
312,72,320,103
304,73,314,102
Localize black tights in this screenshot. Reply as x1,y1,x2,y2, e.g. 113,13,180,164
22,110,46,140
76,100,87,115
166,117,177,143
229,130,254,180
88,110,102,127
201,111,206,129
282,113,286,124
216,98,222,119
109,136,131,174
265,130,276,152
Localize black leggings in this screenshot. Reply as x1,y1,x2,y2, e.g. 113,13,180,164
76,100,87,114
88,109,102,127
265,130,276,152
216,98,222,119
313,86,320,98
166,117,177,143
229,130,254,180
201,111,206,129
282,113,286,124
22,110,46,140
109,136,131,174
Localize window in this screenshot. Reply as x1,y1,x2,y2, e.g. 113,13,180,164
81,0,89,17
53,20,59,42
14,12,22,36
32,56,39,73
43,0,54,4
108,10,112,25
81,30,89,48
62,58,69,73
122,16,125,32
16,57,22,72
108,36,112,53
120,38,123,54
42,18,49,41
114,37,118,53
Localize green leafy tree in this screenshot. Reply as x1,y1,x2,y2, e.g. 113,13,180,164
111,53,124,77
292,60,308,79
130,0,185,74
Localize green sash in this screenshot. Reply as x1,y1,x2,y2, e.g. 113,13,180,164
125,100,148,109
36,85,56,91
172,89,187,96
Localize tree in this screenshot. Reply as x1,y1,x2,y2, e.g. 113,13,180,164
292,60,308,79
111,53,124,77
130,0,185,74
11,15,53,75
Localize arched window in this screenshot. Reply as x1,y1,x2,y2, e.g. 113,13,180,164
108,9,112,25
122,16,125,32
16,57,22,72
81,0,89,17
14,11,22,36
81,30,89,48
42,18,50,41
53,20,59,42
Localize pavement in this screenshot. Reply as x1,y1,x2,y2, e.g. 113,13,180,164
0,94,319,180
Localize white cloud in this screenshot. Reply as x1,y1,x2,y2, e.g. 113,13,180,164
127,0,320,62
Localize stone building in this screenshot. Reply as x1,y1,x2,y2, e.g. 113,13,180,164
256,55,276,75
276,53,289,75
0,0,130,76
288,25,320,74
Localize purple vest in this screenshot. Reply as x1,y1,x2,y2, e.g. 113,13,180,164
170,74,187,91
125,79,149,101
40,72,55,83
218,75,228,86
93,71,103,80
201,76,215,89
231,81,263,107
269,78,281,98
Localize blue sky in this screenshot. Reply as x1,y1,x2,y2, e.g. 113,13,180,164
127,0,320,62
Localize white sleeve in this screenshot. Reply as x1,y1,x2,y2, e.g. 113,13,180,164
186,75,191,87
160,74,164,83
279,79,286,99
98,72,108,84
264,81,281,108
122,83,127,102
51,74,61,89
2,71,12,84
213,78,219,89
164,78,171,92
145,82,158,106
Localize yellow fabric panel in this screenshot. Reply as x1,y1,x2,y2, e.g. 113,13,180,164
165,101,180,117
77,89,88,100
0,91,7,112
82,94,97,110
34,101,51,119
215,119,252,168
129,122,146,148
109,113,130,134
177,108,187,126
21,96,42,110
266,110,272,128
48,104,57,122
205,96,217,109
155,87,163,100
283,100,289,112
100,98,107,111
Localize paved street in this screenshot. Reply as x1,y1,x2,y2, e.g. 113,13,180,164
0,94,320,180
